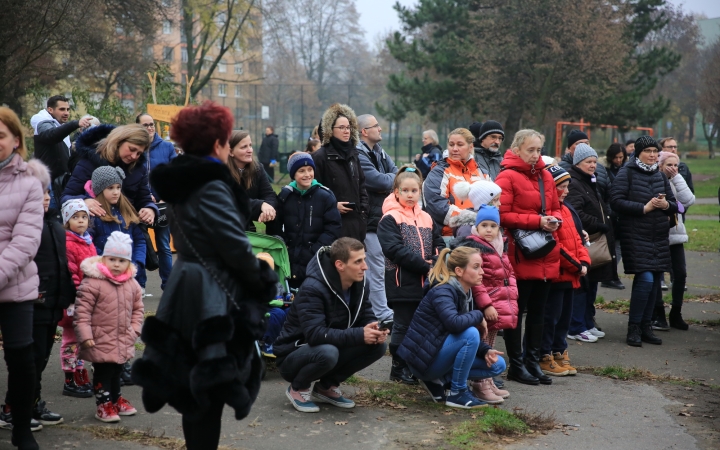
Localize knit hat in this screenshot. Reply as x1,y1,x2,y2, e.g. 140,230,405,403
469,121,483,140
634,135,659,154
103,231,133,261
541,155,556,167
287,152,316,179
547,164,571,186
573,143,598,165
454,180,502,211
91,166,125,196
567,130,589,148
475,204,500,226
256,252,275,270
477,120,505,143
61,199,89,225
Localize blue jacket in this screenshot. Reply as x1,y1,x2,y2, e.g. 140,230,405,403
61,125,158,216
398,279,489,376
276,181,342,283
146,133,176,200
90,206,146,269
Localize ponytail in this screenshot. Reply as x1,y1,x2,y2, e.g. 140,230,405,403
428,246,480,286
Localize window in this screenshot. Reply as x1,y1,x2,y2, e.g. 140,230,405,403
163,20,172,34
163,47,173,61
181,47,188,62
234,85,242,98
218,84,227,97
234,62,243,75
235,107,243,120
218,60,226,73
180,24,186,43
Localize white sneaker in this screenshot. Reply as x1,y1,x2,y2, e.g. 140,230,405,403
567,331,598,342
587,327,605,338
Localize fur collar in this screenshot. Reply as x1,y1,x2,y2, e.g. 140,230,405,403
448,209,477,228
80,255,137,284
75,124,148,169
320,103,359,147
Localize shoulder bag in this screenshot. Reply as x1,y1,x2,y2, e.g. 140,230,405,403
588,197,612,268
511,173,556,259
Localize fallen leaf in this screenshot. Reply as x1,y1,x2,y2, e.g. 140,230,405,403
513,407,524,411
421,440,431,444
376,417,384,421
443,411,453,416
679,412,691,417
335,421,348,426
702,415,715,418
313,419,323,424
470,414,477,419
502,438,516,442
430,421,439,425
684,404,695,407
393,404,408,409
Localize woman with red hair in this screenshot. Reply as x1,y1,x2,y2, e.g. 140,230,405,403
132,102,278,449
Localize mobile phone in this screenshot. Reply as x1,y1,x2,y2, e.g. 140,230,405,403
548,218,559,224
345,202,357,210
656,194,666,199
378,319,394,331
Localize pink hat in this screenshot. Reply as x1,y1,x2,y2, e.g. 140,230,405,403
103,231,133,261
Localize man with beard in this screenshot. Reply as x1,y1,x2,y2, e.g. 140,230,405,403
470,121,505,181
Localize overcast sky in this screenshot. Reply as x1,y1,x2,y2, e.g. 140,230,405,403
357,0,720,44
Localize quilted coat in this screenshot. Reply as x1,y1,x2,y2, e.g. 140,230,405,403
555,203,590,288
452,235,518,332
494,151,562,281
423,156,488,236
89,206,146,270
74,256,143,364
66,231,98,288
377,193,445,305
0,155,45,303
397,279,489,375
609,159,678,274
667,174,695,246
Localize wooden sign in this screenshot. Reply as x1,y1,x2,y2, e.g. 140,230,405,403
146,104,184,123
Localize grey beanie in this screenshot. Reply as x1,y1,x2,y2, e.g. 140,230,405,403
573,143,598,165
92,166,125,196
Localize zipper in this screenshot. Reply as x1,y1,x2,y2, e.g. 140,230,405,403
316,251,363,329
309,205,313,227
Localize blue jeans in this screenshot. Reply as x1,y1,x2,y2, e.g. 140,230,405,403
568,281,598,335
414,328,506,392
154,225,173,290
542,288,573,355
629,271,661,324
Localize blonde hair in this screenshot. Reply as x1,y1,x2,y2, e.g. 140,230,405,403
393,164,424,193
227,130,259,189
97,124,150,170
447,128,474,147
95,191,140,228
423,129,439,146
510,129,545,149
428,247,480,286
0,107,27,160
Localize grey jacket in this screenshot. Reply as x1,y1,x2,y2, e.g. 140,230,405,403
473,146,503,181
356,141,398,232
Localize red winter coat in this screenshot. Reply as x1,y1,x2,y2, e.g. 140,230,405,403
495,151,561,281
556,204,590,288
456,235,518,332
65,231,97,288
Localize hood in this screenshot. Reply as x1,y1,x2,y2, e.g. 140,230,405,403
448,209,477,229
500,150,546,176
474,146,503,160
381,192,422,218
80,255,137,285
568,164,594,183
150,133,164,150
151,154,235,203
30,109,58,134
425,277,469,299
320,103,359,147
25,158,51,190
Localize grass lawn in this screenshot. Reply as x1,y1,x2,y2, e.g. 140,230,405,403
684,158,720,199
688,204,719,216
685,220,720,252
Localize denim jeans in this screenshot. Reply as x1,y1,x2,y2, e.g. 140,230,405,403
629,271,661,324
154,225,173,290
415,327,506,393
364,233,393,321
135,265,147,289
542,287,573,355
568,281,598,335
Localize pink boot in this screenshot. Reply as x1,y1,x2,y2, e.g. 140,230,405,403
471,379,504,405
489,378,510,399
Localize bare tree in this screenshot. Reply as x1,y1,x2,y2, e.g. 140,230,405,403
698,38,720,158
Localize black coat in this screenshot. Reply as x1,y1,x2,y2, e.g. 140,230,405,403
132,155,277,422
244,165,278,232
609,159,678,274
561,153,611,204
33,210,75,325
276,183,342,284
312,141,369,241
258,133,279,165
566,166,616,282
274,246,376,360
34,119,80,180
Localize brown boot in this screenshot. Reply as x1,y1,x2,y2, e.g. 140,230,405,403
488,378,510,399
470,379,504,404
553,350,577,375
540,354,569,376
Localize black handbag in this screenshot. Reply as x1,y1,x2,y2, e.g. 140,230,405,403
139,224,160,271
511,174,556,259
152,202,168,228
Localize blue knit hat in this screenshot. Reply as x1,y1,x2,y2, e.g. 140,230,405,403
475,204,500,226
288,152,316,179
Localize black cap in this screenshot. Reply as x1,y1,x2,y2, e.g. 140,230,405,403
477,120,505,143
567,129,589,148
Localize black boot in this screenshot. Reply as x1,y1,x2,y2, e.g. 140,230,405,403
641,322,662,345
626,323,642,347
651,302,669,331
390,358,418,385
504,327,539,385
523,324,552,385
120,361,133,386
4,345,39,450
669,306,689,331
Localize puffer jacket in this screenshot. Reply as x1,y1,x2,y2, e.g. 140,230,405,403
34,209,75,324
0,155,45,303
561,152,610,203
356,141,397,232
377,193,445,305
276,181,342,283
397,279,489,375
473,146,504,181
423,157,488,236
668,173,695,245
274,246,376,359
74,256,143,364
90,208,146,270
61,125,158,216
495,151,561,281
146,133,177,200
609,159,678,274
66,231,98,288
555,203,590,288
452,235,518,332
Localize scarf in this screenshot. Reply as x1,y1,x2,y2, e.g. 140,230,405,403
330,136,355,155
98,262,133,283
70,230,93,245
0,152,15,172
30,109,71,149
635,157,658,173
470,226,505,257
290,179,319,195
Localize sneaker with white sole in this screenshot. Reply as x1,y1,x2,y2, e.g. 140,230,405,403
567,331,598,342
587,327,605,338
445,388,488,409
418,379,446,403
311,384,355,408
286,387,319,413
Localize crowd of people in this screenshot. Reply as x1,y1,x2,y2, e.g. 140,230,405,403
0,95,701,450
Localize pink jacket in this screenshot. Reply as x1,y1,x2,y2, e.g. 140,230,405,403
0,156,46,303
74,256,144,364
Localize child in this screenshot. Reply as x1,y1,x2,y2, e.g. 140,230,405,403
453,205,518,404
275,152,342,288
74,232,144,423
59,199,96,398
377,165,445,384
256,252,288,358
451,180,503,239
540,165,590,376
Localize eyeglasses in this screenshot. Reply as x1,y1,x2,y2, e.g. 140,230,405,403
141,123,155,129
642,149,660,154
333,126,352,132
364,123,380,130
663,145,678,149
